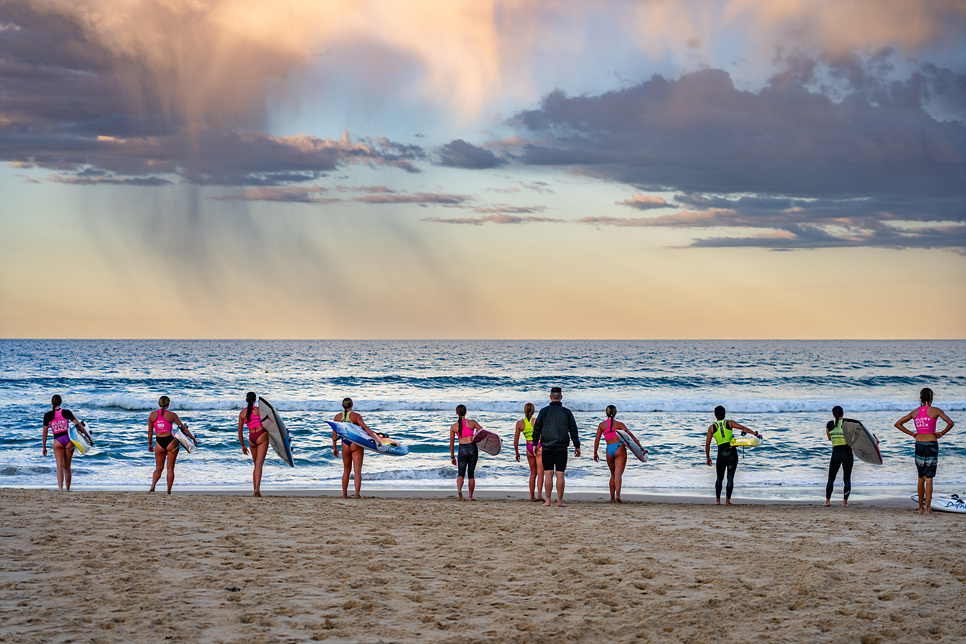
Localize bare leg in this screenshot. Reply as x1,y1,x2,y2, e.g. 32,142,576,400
606,453,617,501
535,450,545,501
526,452,538,501
341,443,352,498
53,442,67,491
165,445,179,494
468,478,475,501
614,449,627,503
252,438,269,497
542,470,553,507
351,446,364,499
924,477,934,515
555,471,566,507
457,475,465,501
917,477,925,514
150,444,166,492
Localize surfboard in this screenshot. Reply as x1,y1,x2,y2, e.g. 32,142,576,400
910,493,966,514
730,434,761,448
472,428,502,456
327,421,410,456
172,425,196,454
68,421,94,455
616,429,647,462
258,397,295,467
841,418,883,465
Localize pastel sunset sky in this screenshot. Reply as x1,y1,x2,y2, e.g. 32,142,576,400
1,0,964,339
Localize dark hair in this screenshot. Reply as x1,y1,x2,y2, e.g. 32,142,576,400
550,386,562,395
605,405,617,418
245,391,256,422
920,388,933,406
51,394,62,409
832,405,843,419
342,397,353,410
714,406,726,420
456,404,466,436
159,395,170,409
524,402,534,419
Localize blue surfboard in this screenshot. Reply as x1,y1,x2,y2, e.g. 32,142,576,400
327,421,409,456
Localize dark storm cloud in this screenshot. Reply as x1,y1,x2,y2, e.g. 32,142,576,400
435,139,506,169
0,3,424,186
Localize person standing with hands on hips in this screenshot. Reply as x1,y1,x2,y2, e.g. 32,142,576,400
894,387,955,515
532,386,581,507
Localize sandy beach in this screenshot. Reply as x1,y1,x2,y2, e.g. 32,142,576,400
1,488,964,644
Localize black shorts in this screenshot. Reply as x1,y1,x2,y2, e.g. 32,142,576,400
915,441,938,479
541,447,568,472
457,442,478,479
156,434,176,450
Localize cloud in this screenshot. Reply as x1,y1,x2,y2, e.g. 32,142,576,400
436,139,506,169
356,192,469,206
210,185,330,203
617,194,669,210
422,212,564,225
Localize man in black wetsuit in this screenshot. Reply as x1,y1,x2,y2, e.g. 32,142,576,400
532,386,581,507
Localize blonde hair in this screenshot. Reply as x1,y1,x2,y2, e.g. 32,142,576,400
158,395,170,409
524,402,535,419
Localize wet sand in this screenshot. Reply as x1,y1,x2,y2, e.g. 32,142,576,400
1,487,963,643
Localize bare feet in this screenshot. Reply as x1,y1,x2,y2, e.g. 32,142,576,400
725,500,733,506
823,501,831,507
148,487,155,493
715,498,721,505
458,491,464,501
615,498,623,504
842,500,848,507
534,498,546,503
556,502,567,507
341,494,349,499
254,491,262,497
542,500,552,507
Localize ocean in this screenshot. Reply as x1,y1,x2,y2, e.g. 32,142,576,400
2,339,964,495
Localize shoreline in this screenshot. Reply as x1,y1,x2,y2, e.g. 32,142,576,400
0,483,928,508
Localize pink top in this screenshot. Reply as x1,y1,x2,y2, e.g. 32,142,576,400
458,419,474,439
154,408,172,436
914,406,937,434
602,418,619,442
50,409,69,436
246,409,264,431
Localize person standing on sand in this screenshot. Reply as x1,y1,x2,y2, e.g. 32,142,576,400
594,405,645,503
704,406,761,505
238,392,270,497
514,402,545,502
894,388,955,515
149,396,194,494
450,405,484,501
824,405,853,507
532,386,581,507
42,394,87,491
333,397,384,499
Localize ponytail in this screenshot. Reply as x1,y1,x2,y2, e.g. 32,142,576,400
245,391,256,422
920,388,934,406
456,404,466,436
158,395,170,410
51,394,62,410
606,405,616,431
524,402,534,420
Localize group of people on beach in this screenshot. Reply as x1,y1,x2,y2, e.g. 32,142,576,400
41,387,955,512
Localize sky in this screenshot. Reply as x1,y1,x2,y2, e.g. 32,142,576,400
1,0,964,339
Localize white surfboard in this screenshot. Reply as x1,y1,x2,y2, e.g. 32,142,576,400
472,429,502,456
258,397,295,467
616,429,647,462
173,425,196,454
910,493,966,514
327,421,409,456
68,421,94,455
841,419,883,465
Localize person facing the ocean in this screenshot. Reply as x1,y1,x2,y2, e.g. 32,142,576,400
594,405,644,503
704,406,761,505
894,388,955,515
514,402,544,502
824,406,853,507
238,392,270,497
42,394,86,491
450,405,483,501
532,386,581,507
149,395,193,494
332,397,384,499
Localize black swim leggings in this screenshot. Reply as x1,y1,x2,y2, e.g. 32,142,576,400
715,445,739,500
457,442,478,479
826,445,854,501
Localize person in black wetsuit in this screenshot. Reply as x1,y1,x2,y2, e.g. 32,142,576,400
532,386,581,507
704,405,761,505
824,405,853,507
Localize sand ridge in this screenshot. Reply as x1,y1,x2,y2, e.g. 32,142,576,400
1,488,963,643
